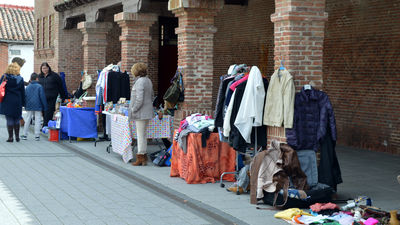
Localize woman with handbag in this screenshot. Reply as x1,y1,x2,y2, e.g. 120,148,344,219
38,62,66,128
129,63,154,166
0,63,26,142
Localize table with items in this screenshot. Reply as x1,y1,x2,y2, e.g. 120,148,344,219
105,112,173,163
170,131,236,184
60,106,98,140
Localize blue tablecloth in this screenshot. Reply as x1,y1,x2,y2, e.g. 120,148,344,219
60,107,98,138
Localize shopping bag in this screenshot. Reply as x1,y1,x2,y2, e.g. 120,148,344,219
0,75,7,103
152,149,170,167
164,145,173,166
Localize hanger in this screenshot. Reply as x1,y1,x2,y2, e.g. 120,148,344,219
304,81,313,90
279,60,285,70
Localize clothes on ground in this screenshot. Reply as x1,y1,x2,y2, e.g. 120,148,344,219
274,208,311,220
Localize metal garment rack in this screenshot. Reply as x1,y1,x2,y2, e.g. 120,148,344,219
219,128,260,194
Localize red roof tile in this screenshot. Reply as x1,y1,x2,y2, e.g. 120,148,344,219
0,4,34,42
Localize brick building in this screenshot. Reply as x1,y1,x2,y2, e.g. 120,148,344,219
34,0,400,154
0,4,34,81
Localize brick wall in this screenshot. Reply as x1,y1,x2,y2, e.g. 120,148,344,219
106,24,121,65
58,28,83,93
323,0,400,154
213,0,275,108
0,43,8,74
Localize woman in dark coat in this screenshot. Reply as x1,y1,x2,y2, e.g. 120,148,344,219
0,63,26,142
38,62,66,127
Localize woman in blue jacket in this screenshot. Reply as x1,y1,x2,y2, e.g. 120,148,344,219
0,63,26,142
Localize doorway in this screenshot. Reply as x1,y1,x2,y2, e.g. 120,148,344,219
158,16,178,105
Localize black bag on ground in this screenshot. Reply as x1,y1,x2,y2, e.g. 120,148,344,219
262,186,334,209
152,149,170,167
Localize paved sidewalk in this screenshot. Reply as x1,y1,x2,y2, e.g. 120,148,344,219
0,119,233,225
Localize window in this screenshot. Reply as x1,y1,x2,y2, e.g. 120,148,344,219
36,14,55,49
10,50,21,55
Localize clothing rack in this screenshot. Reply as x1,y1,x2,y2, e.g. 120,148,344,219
219,128,259,194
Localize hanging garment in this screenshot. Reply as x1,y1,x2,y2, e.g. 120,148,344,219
263,68,295,128
214,76,234,128
234,66,265,143
286,87,337,151
318,128,342,191
107,71,131,103
297,150,318,187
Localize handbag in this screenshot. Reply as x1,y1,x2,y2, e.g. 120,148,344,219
81,71,92,90
152,149,170,167
0,75,7,103
163,79,181,103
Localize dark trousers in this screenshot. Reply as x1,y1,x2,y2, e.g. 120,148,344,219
43,97,57,127
5,116,20,126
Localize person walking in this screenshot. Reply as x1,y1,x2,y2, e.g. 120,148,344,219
38,62,66,127
129,63,154,166
21,73,48,141
0,63,25,142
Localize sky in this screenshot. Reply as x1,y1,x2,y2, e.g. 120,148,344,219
0,0,34,6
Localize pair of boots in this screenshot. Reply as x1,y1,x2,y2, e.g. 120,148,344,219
6,125,20,142
132,154,148,166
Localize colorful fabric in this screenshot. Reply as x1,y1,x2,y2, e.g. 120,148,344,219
170,131,236,184
274,208,311,220
111,114,133,163
130,115,173,139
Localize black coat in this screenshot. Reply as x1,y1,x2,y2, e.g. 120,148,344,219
38,72,66,100
214,76,234,127
286,87,337,151
0,74,25,118
107,71,130,103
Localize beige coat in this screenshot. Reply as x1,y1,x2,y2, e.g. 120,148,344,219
250,140,283,204
263,69,295,128
129,76,154,121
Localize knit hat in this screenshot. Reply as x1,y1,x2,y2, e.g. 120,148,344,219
11,57,26,67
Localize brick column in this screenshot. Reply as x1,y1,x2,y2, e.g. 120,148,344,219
268,0,328,144
169,0,223,128
114,12,157,73
78,22,113,96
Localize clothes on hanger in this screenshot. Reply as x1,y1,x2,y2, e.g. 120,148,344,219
263,68,295,128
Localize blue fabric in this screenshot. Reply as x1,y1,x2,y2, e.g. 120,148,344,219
25,81,48,111
286,87,337,151
60,107,97,138
60,72,72,98
297,150,318,187
5,116,20,126
0,74,25,118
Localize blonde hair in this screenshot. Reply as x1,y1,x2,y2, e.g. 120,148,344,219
130,63,147,77
5,62,21,75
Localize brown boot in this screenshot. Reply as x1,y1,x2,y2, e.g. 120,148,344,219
6,126,13,142
132,154,146,166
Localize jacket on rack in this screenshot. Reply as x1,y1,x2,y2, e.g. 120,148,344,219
263,68,295,128
234,66,265,143
107,71,131,103
214,75,234,127
318,128,342,191
228,78,268,152
286,87,337,151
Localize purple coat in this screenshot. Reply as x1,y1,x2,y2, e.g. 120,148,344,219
286,87,337,151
